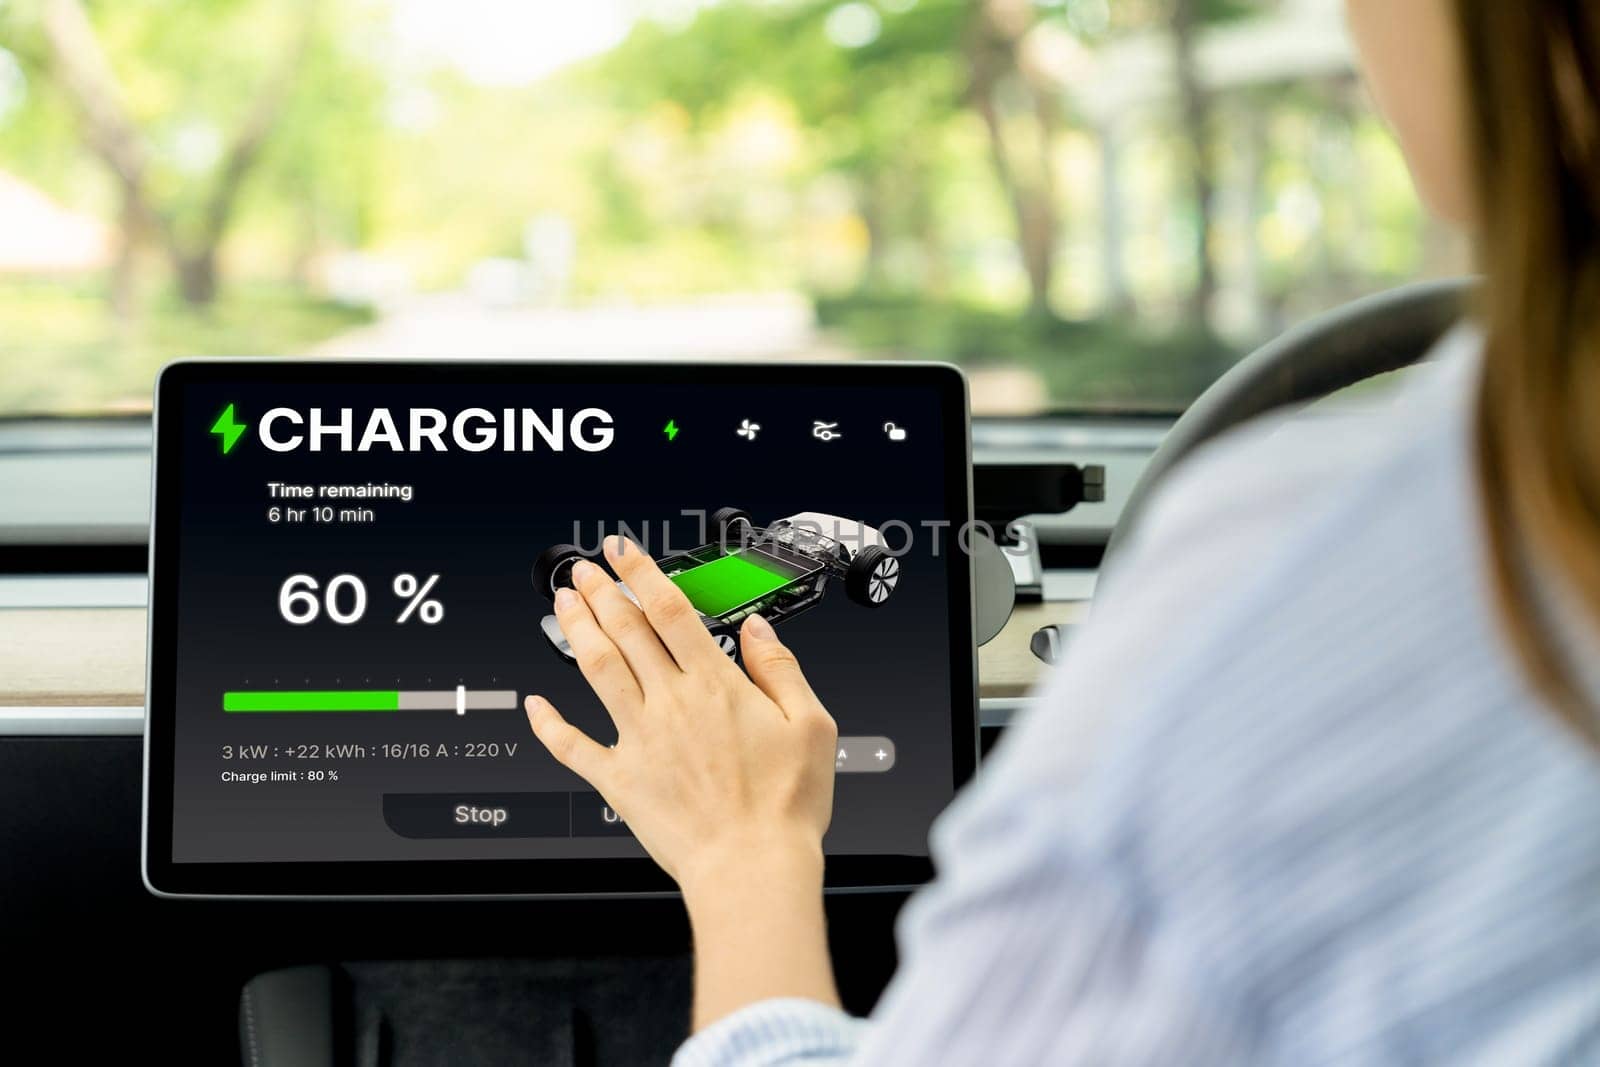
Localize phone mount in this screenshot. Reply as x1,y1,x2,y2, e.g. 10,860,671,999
975,463,1105,602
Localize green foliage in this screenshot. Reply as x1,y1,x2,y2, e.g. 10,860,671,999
249,4,388,253
1079,0,1271,37
0,0,384,263
816,290,1241,410
0,279,372,412
0,0,1430,415
0,9,84,193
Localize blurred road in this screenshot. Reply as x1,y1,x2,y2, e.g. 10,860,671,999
309,291,843,361
308,289,1049,412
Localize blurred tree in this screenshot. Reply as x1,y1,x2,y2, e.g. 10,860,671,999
966,0,1061,315
252,11,386,289
768,2,968,293
1170,0,1216,321
27,0,316,307
590,1,969,295
1168,0,1272,325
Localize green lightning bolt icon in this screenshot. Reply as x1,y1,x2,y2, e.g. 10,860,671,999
663,418,679,442
210,403,246,454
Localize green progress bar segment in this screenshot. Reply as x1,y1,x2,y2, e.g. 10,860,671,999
222,688,521,713
224,690,397,713
669,550,809,617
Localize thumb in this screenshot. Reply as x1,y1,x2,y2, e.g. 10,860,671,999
525,695,612,789
740,614,821,716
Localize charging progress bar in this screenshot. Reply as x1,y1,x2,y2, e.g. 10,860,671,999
222,688,518,713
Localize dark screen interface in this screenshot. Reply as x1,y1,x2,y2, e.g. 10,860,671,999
171,380,959,865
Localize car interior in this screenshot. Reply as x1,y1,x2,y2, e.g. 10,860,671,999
0,1,1480,1063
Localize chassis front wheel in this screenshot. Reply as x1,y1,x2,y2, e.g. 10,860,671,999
532,543,586,600
846,546,899,607
706,621,740,659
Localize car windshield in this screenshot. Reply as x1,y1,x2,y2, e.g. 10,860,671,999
0,0,1465,418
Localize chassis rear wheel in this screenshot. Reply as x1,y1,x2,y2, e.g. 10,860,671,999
532,543,586,600
709,507,754,547
846,545,899,607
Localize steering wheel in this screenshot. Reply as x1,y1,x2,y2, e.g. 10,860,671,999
1103,277,1476,563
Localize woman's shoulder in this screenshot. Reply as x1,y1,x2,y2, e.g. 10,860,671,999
979,320,1596,886
979,326,1508,815
963,325,1600,1057
1037,327,1498,762
1115,324,1485,604
1075,330,1529,812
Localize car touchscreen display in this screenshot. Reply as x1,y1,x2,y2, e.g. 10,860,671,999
145,362,975,897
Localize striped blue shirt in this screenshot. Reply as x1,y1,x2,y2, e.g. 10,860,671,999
674,328,1600,1066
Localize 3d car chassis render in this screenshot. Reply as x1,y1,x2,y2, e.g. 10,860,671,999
534,508,900,660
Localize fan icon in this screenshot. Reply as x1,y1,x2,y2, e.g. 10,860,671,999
736,419,761,441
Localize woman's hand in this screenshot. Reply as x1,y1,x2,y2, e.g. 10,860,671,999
526,535,843,1028
524,534,839,897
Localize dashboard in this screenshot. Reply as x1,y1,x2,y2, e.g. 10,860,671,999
0,408,1129,1056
